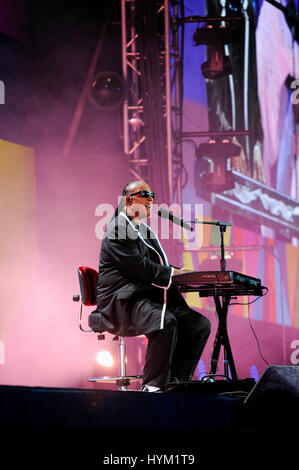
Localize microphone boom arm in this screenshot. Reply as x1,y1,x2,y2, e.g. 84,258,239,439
185,219,232,272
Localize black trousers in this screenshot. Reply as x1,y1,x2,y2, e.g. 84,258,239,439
142,305,211,389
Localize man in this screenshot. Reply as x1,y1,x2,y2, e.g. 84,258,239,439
89,181,211,392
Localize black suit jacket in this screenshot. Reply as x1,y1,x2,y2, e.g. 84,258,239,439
88,211,187,336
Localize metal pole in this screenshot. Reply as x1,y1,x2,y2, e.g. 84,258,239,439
63,6,111,156
172,1,182,206
164,0,173,203
119,337,126,377
119,336,127,391
121,0,129,156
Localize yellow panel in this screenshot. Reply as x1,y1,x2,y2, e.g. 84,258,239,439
0,139,36,338
185,291,201,309
182,251,194,270
181,251,202,308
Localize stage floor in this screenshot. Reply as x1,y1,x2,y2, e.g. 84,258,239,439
0,382,296,466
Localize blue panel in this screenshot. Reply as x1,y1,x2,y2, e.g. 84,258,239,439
183,0,207,105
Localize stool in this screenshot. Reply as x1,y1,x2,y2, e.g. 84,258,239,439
73,266,143,391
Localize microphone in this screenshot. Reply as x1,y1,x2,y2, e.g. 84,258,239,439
158,208,194,232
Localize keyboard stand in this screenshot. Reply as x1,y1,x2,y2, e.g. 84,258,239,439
210,291,238,380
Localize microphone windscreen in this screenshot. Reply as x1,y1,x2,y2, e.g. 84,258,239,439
158,207,193,231
158,208,170,219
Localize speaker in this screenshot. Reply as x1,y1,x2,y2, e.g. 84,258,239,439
244,365,299,429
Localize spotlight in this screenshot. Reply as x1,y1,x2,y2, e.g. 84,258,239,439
193,24,239,79
196,139,241,158
195,139,241,191
129,114,144,133
193,24,238,46
96,350,114,367
201,45,232,79
88,71,125,110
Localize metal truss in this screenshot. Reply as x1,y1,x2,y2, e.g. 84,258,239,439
121,0,145,181
121,0,183,205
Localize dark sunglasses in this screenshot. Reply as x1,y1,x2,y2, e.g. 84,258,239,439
129,190,156,200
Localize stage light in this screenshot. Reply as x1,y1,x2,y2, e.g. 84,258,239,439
193,24,238,46
129,114,144,133
195,139,241,191
193,24,238,79
196,139,241,158
88,71,125,110
201,45,232,79
96,350,114,367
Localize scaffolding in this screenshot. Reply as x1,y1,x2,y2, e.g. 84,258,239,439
121,0,184,205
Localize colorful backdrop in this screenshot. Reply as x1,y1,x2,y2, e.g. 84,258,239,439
0,0,298,389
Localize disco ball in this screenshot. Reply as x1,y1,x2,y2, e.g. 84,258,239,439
88,71,125,110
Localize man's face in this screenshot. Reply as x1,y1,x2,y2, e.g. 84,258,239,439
126,182,155,220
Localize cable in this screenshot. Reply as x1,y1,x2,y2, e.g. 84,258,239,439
230,289,270,367
247,299,270,366
229,286,268,306
218,390,250,397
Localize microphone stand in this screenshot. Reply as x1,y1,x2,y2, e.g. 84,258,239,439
184,219,236,380
185,219,232,272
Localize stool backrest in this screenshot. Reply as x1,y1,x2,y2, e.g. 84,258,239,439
78,266,98,306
